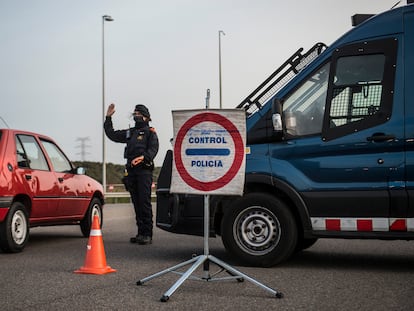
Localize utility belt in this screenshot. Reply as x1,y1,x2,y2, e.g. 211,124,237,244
126,158,154,171
122,160,154,191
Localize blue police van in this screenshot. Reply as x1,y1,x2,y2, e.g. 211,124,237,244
155,1,414,267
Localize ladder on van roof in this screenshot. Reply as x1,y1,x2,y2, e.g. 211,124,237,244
237,42,327,116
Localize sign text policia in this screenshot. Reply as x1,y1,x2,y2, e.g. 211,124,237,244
170,109,246,195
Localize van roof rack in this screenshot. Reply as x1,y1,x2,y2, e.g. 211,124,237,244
237,42,327,116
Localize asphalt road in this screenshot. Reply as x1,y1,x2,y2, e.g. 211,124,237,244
1,203,414,310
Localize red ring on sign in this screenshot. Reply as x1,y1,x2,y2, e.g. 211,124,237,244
174,112,244,192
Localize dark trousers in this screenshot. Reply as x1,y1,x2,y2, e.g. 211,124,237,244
128,173,153,237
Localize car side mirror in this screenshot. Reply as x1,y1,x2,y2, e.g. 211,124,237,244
76,167,86,175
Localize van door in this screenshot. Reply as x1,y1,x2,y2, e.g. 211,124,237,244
404,10,414,221
277,37,405,232
322,37,405,223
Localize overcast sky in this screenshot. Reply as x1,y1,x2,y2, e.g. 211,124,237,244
0,0,400,166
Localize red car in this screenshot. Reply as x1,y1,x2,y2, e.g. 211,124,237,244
0,129,104,252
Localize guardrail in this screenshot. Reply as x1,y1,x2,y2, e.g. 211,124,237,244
105,191,130,198
104,183,156,199
104,192,156,198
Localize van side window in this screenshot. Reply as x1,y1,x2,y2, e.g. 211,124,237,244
322,38,398,141
283,62,330,137
330,54,385,127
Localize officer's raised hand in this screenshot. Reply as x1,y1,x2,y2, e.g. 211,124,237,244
107,103,116,117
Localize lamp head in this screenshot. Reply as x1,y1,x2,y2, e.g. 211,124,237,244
103,15,114,22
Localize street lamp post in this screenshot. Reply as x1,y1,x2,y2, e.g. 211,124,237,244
102,15,113,194
218,30,225,109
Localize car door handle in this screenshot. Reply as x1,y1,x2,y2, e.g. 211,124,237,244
25,174,32,181
366,133,395,142
58,177,64,183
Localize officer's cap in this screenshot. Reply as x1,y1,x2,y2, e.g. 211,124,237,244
134,104,151,120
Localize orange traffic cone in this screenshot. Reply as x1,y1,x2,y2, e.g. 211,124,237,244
74,215,116,275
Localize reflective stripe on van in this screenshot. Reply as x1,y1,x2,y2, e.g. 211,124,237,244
311,217,414,232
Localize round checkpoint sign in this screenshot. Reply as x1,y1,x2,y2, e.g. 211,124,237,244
173,110,245,193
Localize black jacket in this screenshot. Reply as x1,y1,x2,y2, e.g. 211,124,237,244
104,116,159,172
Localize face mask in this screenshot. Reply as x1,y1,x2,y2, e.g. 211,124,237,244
134,115,144,123
134,115,148,128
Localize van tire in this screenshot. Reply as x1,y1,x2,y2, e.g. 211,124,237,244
221,193,297,267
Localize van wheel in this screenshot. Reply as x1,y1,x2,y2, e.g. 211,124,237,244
80,198,103,237
221,193,297,267
295,237,318,252
0,202,29,253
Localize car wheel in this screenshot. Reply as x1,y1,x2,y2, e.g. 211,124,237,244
0,202,29,253
221,193,297,267
80,198,103,237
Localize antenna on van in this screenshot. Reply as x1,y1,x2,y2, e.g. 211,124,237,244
0,116,10,128
391,1,401,9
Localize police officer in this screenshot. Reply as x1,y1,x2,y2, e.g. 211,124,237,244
104,103,159,245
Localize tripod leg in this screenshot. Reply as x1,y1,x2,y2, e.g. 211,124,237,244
137,256,200,285
208,255,283,298
160,255,207,302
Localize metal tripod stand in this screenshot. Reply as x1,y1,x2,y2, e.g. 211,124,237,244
136,195,283,302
